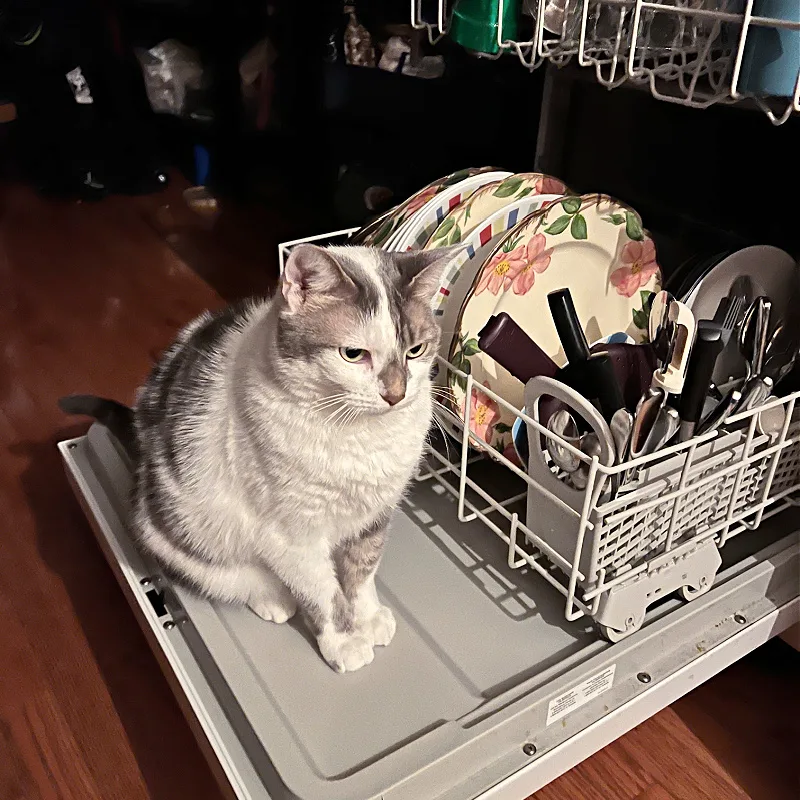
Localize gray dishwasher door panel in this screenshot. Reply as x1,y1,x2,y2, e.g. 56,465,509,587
59,424,800,800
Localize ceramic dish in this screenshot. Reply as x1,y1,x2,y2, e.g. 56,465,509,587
667,250,730,302
431,194,565,352
683,245,798,384
387,171,512,252
430,194,566,443
447,194,663,454
425,173,568,250
351,167,502,248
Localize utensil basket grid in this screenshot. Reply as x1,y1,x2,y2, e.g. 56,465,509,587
278,230,800,641
411,1,800,126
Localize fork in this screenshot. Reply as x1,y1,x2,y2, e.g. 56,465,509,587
721,294,745,337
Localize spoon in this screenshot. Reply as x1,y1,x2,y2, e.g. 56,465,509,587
630,387,667,459
696,388,742,435
568,433,601,491
609,408,633,497
545,410,581,473
610,407,634,464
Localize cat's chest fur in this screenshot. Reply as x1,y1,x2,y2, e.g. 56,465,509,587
248,393,431,537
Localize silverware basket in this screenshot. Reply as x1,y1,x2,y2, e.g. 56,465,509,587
426,358,800,641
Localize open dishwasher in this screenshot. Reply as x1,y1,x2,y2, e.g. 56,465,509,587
59,1,800,795
59,227,800,797
59,412,799,800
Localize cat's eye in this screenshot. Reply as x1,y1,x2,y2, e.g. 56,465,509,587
339,347,367,363
406,343,428,359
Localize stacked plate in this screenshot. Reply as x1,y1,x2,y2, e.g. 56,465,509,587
352,168,666,456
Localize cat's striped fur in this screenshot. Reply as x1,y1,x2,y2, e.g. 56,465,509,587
61,244,457,672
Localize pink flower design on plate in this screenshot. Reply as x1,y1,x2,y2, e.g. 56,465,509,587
536,176,566,195
465,382,501,443
610,239,660,298
511,233,553,295
404,185,440,216
475,245,526,296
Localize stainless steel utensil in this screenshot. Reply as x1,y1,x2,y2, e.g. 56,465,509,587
763,321,800,384
696,388,742,435
610,407,634,464
648,290,675,370
640,404,680,457
609,407,634,496
568,433,602,491
623,390,679,490
545,410,580,473
736,297,773,412
712,275,752,381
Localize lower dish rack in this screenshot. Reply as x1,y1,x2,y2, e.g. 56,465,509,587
280,226,800,643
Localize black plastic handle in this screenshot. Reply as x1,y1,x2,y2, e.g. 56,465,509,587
556,352,625,422
678,320,724,430
547,288,591,364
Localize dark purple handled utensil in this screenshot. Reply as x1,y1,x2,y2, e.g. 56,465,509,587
478,312,558,383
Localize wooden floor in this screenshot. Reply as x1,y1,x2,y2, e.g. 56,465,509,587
0,182,797,800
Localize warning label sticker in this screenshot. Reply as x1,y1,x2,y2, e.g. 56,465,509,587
546,665,616,726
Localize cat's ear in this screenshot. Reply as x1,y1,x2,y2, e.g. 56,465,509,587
395,246,466,303
281,245,355,312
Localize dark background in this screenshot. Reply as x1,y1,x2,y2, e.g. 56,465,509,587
1,0,798,280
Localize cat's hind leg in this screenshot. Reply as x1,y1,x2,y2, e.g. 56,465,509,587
247,566,297,624
135,509,296,622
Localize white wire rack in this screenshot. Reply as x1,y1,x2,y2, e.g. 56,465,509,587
411,0,800,125
278,230,800,641
420,357,800,639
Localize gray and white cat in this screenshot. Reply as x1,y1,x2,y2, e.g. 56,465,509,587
61,244,456,673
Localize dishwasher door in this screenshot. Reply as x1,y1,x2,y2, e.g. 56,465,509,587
59,424,800,800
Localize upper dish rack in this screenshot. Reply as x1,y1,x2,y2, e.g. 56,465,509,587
410,0,800,125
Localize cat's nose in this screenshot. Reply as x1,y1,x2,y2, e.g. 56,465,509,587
379,362,407,407
380,388,406,406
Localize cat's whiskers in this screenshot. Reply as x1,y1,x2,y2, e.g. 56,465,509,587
427,405,454,462
325,402,358,430
311,392,350,412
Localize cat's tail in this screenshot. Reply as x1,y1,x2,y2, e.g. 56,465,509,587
58,394,138,461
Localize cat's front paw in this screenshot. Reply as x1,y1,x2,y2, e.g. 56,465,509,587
360,605,396,647
318,630,375,674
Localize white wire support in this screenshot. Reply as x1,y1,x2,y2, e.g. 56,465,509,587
422,0,800,124
277,227,358,274
410,0,449,45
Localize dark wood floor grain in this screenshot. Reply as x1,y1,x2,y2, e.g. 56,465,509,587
0,182,796,800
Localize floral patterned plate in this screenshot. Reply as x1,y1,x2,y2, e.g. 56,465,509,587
424,173,568,251
351,167,503,248
387,171,511,252
431,194,564,355
430,193,564,446
447,194,662,455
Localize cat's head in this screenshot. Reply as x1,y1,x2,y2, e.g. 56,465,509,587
275,244,458,414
